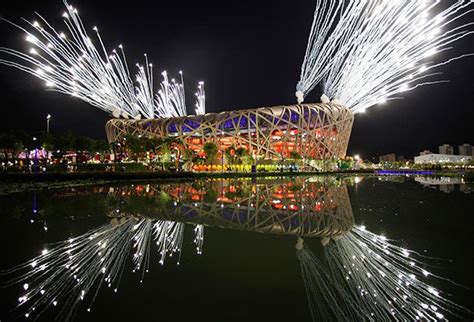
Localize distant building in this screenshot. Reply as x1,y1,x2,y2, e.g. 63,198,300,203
458,144,473,156
379,153,396,162
419,150,432,156
439,144,453,155
414,153,472,164
396,155,406,162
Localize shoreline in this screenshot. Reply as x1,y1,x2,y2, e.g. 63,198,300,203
0,170,471,195
0,169,470,182
0,169,374,183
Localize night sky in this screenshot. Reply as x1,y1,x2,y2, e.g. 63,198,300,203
0,0,473,160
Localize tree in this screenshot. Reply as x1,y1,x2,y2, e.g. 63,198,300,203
225,146,236,168
235,147,248,164
203,142,218,170
0,130,30,151
203,189,218,203
124,134,145,161
289,151,302,160
75,136,95,151
55,131,76,151
39,131,55,151
157,139,172,166
144,138,161,155
181,148,195,171
182,148,195,162
93,139,111,153
13,141,25,154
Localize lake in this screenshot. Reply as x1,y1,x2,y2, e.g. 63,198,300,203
0,175,472,321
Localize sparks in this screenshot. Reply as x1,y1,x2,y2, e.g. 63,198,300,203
297,1,474,113
0,1,204,120
195,81,206,115
297,226,471,320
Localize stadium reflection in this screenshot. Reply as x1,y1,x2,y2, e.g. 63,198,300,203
107,177,354,239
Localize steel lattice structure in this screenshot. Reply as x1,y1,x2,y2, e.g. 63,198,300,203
107,179,354,238
105,103,354,160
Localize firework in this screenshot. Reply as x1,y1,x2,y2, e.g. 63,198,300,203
0,1,202,119
296,1,474,113
195,81,206,115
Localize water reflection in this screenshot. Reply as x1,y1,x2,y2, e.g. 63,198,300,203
415,176,473,194
2,177,470,321
297,227,466,320
107,178,353,239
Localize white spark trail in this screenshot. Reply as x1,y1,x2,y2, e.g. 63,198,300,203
1,217,201,321
297,1,474,113
297,226,471,321
0,1,200,120
153,220,186,265
155,71,187,118
195,81,206,115
194,224,204,254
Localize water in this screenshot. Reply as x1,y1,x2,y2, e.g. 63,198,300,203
0,176,472,321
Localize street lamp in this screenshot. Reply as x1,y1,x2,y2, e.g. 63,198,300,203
46,114,52,133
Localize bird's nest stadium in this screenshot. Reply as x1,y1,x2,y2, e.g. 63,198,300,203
105,103,354,161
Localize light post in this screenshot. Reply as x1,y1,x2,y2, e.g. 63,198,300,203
354,154,361,170
46,114,52,133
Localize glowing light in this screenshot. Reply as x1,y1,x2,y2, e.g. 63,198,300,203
3,216,201,320
0,2,204,120
195,81,206,115
297,1,473,113
297,225,471,320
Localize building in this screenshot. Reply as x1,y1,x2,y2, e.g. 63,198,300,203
458,144,473,156
379,153,396,162
419,150,432,156
396,155,406,162
414,153,472,164
439,144,453,155
105,103,354,161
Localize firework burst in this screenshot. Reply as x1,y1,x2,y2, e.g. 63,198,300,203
0,1,203,119
297,1,474,113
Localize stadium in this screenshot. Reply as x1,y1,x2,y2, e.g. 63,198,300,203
105,103,354,162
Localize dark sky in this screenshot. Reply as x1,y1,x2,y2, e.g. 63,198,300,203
0,0,473,160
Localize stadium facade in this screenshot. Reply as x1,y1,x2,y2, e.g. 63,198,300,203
105,103,354,160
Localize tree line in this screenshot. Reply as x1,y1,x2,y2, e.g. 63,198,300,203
0,130,110,153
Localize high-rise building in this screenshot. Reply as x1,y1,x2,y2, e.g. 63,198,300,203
458,144,473,156
439,144,453,155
